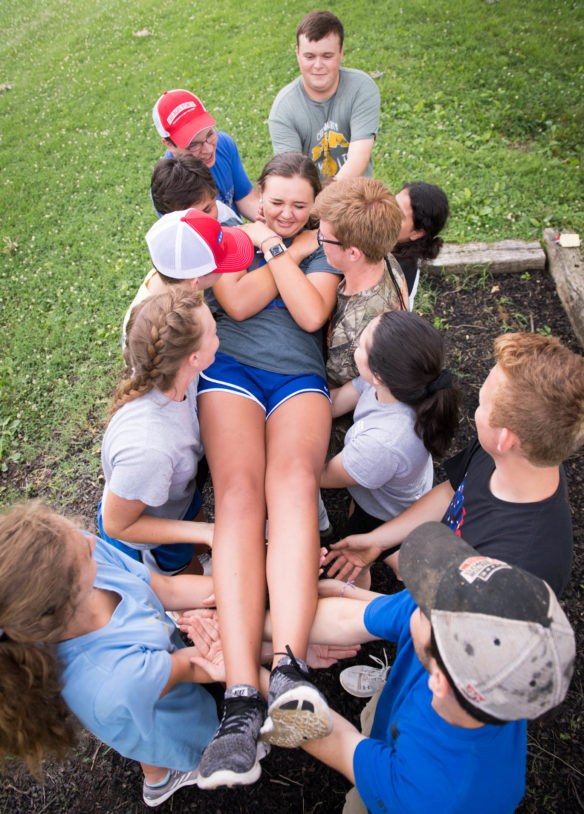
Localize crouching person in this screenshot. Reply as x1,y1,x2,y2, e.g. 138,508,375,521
0,502,222,808
298,522,575,814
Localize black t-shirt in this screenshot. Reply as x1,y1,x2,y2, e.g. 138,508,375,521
441,438,573,597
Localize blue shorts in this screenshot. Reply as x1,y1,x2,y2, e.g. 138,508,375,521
97,488,203,575
198,352,330,419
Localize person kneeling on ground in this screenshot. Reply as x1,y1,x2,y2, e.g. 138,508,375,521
325,332,584,598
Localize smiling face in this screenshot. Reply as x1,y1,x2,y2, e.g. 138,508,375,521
167,126,218,168
261,174,315,239
296,32,343,100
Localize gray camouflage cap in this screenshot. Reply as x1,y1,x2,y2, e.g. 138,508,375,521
400,522,575,721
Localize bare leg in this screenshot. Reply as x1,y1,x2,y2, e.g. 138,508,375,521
141,763,168,785
265,393,332,667
198,392,267,688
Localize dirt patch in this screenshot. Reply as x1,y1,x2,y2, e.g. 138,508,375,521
1,268,582,813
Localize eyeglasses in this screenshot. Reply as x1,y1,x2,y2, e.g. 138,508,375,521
317,228,343,247
186,128,218,154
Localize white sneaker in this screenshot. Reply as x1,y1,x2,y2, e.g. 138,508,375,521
339,652,391,698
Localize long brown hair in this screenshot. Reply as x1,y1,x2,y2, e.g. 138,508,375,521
0,502,80,774
109,287,205,420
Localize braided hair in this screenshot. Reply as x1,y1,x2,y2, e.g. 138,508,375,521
109,287,205,420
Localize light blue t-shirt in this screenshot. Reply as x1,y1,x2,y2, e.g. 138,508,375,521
353,591,527,814
58,540,218,771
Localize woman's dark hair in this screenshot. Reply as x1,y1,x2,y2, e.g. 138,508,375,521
393,182,449,263
368,310,460,458
257,152,322,229
428,629,507,726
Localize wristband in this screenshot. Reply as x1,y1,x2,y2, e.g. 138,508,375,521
259,234,281,251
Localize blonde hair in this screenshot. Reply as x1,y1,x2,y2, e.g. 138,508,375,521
110,287,205,419
0,502,80,774
492,332,584,466
313,178,403,262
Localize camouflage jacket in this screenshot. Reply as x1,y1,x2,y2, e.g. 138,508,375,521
326,255,408,387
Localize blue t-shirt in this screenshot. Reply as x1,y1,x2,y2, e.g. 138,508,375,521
58,539,218,771
163,130,252,216
353,590,527,814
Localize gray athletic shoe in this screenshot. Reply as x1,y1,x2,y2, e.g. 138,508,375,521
261,647,332,748
197,684,269,789
142,768,199,807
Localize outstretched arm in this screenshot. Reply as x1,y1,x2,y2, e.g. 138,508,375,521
235,188,261,222
101,491,214,547
335,138,375,180
324,480,455,580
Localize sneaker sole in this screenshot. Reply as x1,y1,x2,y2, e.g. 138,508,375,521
261,686,332,748
196,742,269,790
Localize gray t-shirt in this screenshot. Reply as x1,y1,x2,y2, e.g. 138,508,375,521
216,242,341,377
101,380,202,550
269,67,380,180
342,378,434,520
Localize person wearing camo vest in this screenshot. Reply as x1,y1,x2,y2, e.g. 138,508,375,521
312,178,408,388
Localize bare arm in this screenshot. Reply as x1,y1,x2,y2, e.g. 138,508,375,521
330,380,360,418
320,452,358,489
324,480,455,580
101,491,214,547
149,571,214,611
235,188,261,222
335,138,375,180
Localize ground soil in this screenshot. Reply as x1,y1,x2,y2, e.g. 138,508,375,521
1,267,582,813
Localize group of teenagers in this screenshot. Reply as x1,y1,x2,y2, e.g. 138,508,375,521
1,10,583,814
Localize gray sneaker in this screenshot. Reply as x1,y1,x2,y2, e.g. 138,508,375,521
142,768,199,807
197,684,269,789
261,647,332,748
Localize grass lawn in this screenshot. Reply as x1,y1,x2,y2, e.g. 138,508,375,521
0,0,583,489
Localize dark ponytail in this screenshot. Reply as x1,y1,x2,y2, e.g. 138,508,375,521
368,311,460,458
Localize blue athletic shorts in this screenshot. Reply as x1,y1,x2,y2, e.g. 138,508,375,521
198,351,330,419
97,487,203,575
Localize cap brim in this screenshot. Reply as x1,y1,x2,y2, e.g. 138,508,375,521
213,226,255,273
400,522,476,618
173,112,217,148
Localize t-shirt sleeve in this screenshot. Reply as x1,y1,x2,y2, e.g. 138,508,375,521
342,429,401,489
93,537,152,583
223,134,253,201
443,437,481,491
302,244,343,276
269,90,303,154
108,444,175,508
348,75,381,141
364,590,415,641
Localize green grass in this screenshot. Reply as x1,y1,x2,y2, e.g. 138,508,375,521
1,0,583,486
